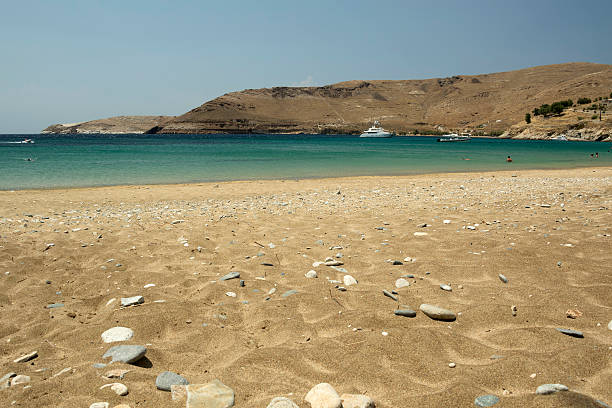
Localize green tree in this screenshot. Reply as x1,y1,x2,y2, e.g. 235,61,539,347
525,113,531,124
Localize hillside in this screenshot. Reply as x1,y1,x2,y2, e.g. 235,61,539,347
42,116,172,134
148,62,612,136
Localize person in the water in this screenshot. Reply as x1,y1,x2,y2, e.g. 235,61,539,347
506,156,512,162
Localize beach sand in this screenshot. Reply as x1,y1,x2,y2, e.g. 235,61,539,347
0,168,611,407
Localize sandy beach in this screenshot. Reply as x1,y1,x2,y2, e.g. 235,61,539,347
0,167,611,407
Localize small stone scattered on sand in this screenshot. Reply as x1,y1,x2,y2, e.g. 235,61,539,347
535,383,568,395
101,327,134,343
395,278,410,289
343,275,358,286
340,393,375,408
220,272,240,281
498,274,508,283
13,350,38,363
305,383,342,408
419,304,456,321
102,345,146,364
440,284,452,291
394,309,417,318
120,296,144,307
556,328,584,338
156,371,189,391
100,382,129,396
474,394,500,407
383,290,398,301
305,270,318,278
266,396,300,408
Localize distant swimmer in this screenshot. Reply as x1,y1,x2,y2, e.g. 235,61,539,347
506,156,512,162
462,157,471,161
595,152,599,158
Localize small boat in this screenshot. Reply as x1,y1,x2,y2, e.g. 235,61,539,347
359,121,394,138
19,138,34,144
552,135,568,141
437,133,471,142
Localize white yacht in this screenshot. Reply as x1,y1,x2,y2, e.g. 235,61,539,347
359,121,394,138
437,133,471,142
552,135,568,141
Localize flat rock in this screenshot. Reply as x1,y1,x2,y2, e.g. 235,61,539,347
156,371,189,391
281,290,298,298
536,383,568,395
440,284,452,291
419,304,456,321
90,403,109,408
266,396,300,408
498,274,509,283
305,270,318,278
343,275,358,286
14,350,38,363
395,278,410,289
305,383,342,408
474,394,500,407
104,369,130,379
556,328,584,338
120,296,144,307
102,345,146,364
394,309,417,318
219,272,240,281
100,382,129,396
340,393,375,408
186,379,235,408
325,260,343,266
101,327,134,343
0,372,16,390
46,303,64,309
608,320,612,330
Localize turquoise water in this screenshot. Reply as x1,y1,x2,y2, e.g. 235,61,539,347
0,134,610,190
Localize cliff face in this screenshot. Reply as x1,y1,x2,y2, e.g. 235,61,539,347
150,63,612,136
42,116,172,134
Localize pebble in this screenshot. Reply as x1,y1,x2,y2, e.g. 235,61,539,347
185,379,235,407
143,283,155,288
440,284,452,291
340,393,375,408
266,397,300,408
305,383,342,408
13,350,38,363
448,362,456,368
226,292,237,297
156,371,189,391
305,270,318,278
239,280,245,287
101,327,134,343
219,272,240,281
100,382,129,396
413,232,428,236
102,345,147,364
498,274,509,283
535,383,568,395
104,369,130,380
474,394,500,407
11,375,30,386
608,320,612,331
394,309,417,318
89,403,109,408
392,260,403,265
419,304,457,321
395,278,410,289
383,290,398,301
46,303,64,309
343,275,358,286
511,305,517,316
556,328,584,338
120,296,144,307
325,260,343,266
566,309,582,319
281,290,298,298
0,373,16,390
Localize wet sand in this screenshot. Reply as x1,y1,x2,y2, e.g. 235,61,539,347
1,167,611,407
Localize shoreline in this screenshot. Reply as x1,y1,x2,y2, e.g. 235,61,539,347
3,165,612,193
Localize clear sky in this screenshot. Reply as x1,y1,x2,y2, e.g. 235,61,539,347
1,0,611,133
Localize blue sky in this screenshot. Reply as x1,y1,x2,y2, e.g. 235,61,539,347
1,0,611,133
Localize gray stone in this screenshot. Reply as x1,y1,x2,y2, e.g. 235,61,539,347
186,379,234,408
474,394,500,407
305,270,318,278
394,309,417,318
0,372,16,390
395,278,410,289
498,274,508,283
419,304,456,321
121,296,144,307
556,328,584,338
383,290,398,301
102,345,146,364
13,350,38,363
596,400,610,408
266,396,300,408
93,363,107,369
101,327,134,343
392,260,403,265
219,272,240,281
281,290,298,298
46,303,64,309
440,284,452,291
10,375,30,386
156,371,189,391
536,383,568,395
341,393,375,408
305,383,342,408
343,275,358,286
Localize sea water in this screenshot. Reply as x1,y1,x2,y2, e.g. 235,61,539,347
0,134,610,190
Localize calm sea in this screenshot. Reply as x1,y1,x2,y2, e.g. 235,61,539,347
0,134,610,190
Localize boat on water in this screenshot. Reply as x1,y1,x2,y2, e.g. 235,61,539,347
437,133,471,142
552,135,568,141
359,121,394,138
19,138,34,144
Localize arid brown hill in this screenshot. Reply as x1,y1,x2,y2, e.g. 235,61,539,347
148,62,612,135
42,116,172,134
